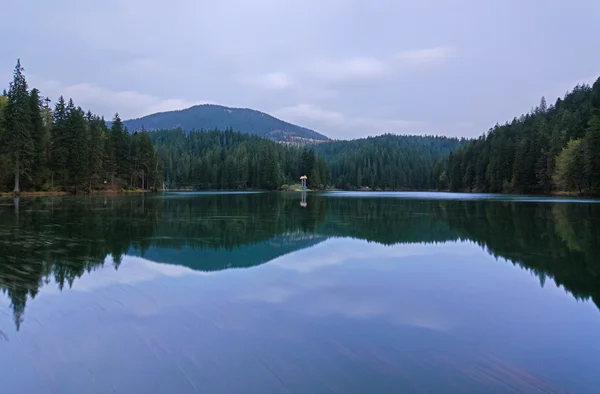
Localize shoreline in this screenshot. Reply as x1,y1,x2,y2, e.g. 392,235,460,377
1,188,594,198
0,189,152,198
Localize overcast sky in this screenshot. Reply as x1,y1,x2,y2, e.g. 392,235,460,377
1,0,599,139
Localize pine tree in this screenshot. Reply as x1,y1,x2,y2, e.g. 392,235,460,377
2,60,33,193
51,96,68,187
41,97,53,183
584,115,600,193
102,116,116,186
310,161,322,189
29,88,47,186
65,101,88,189
318,157,329,188
88,113,105,189
137,128,155,189
110,114,128,183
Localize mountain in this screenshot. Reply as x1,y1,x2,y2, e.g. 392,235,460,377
122,104,329,143
129,233,327,273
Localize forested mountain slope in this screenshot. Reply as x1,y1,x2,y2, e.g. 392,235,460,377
0,59,463,193
150,128,329,189
438,77,600,194
122,104,329,143
313,134,465,190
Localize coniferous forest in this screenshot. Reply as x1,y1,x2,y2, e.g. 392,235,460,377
150,128,329,190
0,60,159,193
438,77,600,195
314,134,464,190
2,59,600,195
0,60,456,193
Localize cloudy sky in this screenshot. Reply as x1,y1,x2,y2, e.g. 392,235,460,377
1,0,599,139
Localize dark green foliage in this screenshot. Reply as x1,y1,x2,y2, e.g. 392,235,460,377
553,139,585,193
50,96,68,185
0,94,9,186
584,114,600,193
29,88,47,186
109,114,130,183
443,78,600,195
151,128,320,190
1,194,599,330
65,100,89,189
2,60,33,193
313,134,464,190
0,60,160,193
87,112,106,188
0,61,468,193
121,104,328,142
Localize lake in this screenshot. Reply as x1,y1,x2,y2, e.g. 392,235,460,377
0,191,599,393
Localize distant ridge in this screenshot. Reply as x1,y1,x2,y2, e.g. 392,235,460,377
122,104,329,143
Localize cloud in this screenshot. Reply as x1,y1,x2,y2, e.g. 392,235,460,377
307,56,390,82
236,238,467,331
303,47,453,83
4,0,598,141
274,103,429,139
236,72,293,90
270,239,457,274
276,104,345,124
38,80,215,119
395,46,455,67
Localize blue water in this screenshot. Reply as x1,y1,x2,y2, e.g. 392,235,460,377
0,192,598,393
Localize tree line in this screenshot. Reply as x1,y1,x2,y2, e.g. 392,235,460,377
0,60,465,194
150,128,328,190
0,60,333,193
8,58,599,195
437,77,600,195
0,60,160,193
313,134,464,190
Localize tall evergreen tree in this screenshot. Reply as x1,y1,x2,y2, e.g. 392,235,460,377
50,96,68,187
110,114,129,184
584,115,600,193
0,93,9,187
2,60,33,193
137,128,155,189
87,112,105,189
29,88,47,186
442,78,600,195
64,100,88,189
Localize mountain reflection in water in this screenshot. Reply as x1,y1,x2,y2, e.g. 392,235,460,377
0,192,598,331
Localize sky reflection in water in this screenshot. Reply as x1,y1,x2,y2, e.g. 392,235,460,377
0,192,599,393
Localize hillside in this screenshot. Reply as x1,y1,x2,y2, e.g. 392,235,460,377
122,104,329,142
440,77,600,194
313,134,466,190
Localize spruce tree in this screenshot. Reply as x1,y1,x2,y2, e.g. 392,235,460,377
29,88,47,186
2,60,33,193
102,116,116,186
110,114,128,182
0,94,8,184
51,96,68,187
137,128,155,189
584,115,600,193
88,113,105,189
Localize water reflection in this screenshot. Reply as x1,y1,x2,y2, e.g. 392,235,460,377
0,192,599,332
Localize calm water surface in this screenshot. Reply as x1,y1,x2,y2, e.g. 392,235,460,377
0,192,599,393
